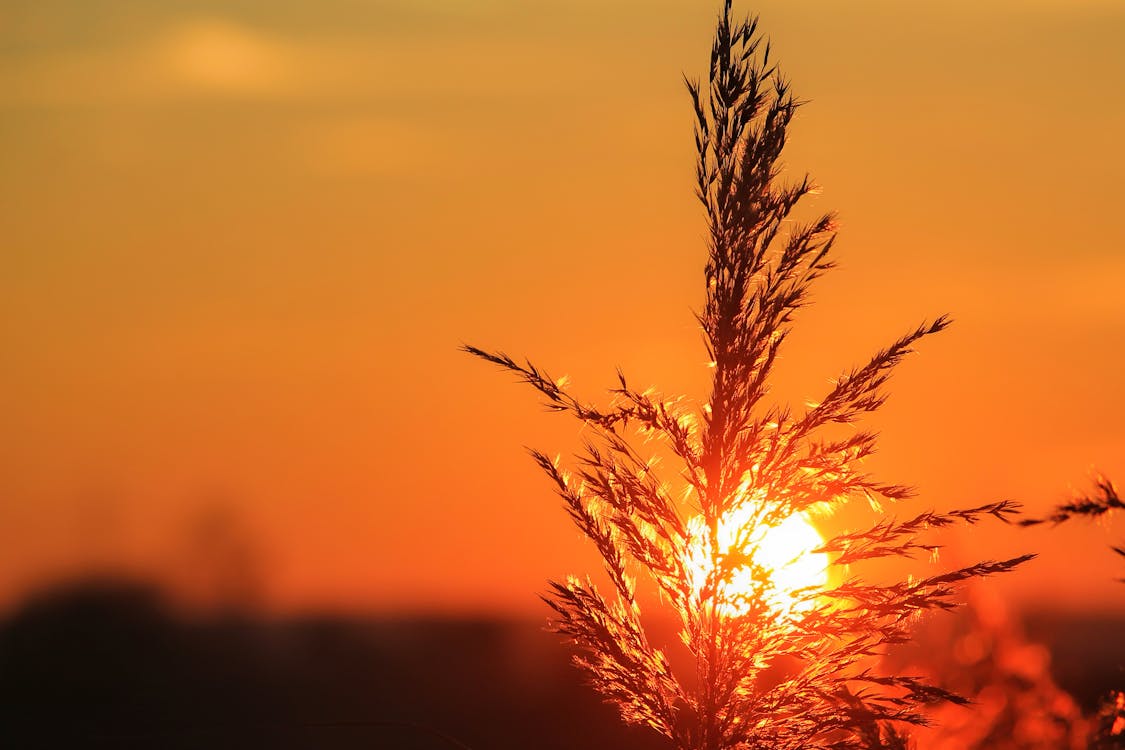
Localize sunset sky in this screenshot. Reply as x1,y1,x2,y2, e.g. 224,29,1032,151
2,0,1124,618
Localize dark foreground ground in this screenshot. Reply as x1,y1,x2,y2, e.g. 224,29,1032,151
0,579,1121,749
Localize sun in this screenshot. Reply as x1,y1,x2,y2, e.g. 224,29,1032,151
686,505,829,618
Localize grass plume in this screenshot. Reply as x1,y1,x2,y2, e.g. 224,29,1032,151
465,2,1033,747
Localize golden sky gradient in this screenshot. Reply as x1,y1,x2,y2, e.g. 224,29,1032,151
2,0,1124,616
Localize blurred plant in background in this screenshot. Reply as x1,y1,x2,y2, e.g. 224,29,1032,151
1021,477,1125,749
890,477,1125,750
887,589,1088,750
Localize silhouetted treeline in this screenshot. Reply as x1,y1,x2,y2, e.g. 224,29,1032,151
0,579,667,749
0,578,1120,749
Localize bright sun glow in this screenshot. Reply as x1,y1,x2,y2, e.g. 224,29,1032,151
686,506,828,618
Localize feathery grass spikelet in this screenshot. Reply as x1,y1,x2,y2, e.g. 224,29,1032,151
465,3,1033,748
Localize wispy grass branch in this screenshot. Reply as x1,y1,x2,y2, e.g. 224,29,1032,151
465,2,1033,748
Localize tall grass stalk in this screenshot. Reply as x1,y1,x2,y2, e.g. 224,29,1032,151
467,2,1032,747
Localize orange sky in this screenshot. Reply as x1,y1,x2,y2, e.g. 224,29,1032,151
1,0,1124,617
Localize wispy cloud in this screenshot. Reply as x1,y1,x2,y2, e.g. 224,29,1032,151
157,18,294,96
0,13,612,109
0,17,297,106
